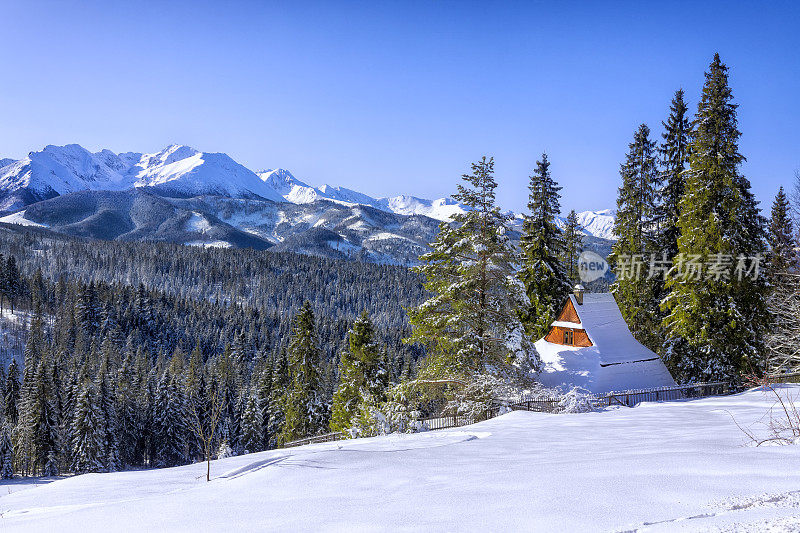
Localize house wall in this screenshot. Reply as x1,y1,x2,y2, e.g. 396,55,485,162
545,326,592,347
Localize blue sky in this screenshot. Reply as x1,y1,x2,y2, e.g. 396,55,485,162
1,1,798,213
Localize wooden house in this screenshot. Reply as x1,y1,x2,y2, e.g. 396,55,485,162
535,285,676,394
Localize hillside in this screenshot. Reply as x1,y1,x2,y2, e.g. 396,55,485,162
1,188,614,266
0,387,797,532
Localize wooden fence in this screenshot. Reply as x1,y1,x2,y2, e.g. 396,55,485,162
419,415,480,431
594,382,729,408
766,372,800,384
280,381,734,448
282,431,346,448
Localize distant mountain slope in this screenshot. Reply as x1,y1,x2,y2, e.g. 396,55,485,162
0,144,617,256
17,189,275,250
257,168,467,222
1,187,615,266
0,144,283,214
2,189,443,265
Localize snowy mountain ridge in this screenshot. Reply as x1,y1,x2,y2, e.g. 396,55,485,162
0,143,615,238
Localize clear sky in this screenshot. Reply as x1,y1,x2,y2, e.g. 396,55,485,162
1,1,798,214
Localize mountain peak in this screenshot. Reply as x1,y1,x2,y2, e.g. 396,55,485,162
146,144,201,166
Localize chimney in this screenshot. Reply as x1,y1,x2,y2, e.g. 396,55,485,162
573,284,585,305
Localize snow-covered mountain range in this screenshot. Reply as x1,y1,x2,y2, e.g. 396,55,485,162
257,168,467,222
0,144,615,263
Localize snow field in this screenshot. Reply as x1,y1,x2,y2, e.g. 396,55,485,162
1,387,799,531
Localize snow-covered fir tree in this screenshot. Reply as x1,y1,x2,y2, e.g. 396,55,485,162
329,312,389,432
240,389,264,453
610,123,663,352
767,186,795,277
279,302,328,443
663,53,769,383
764,187,799,373
519,153,571,339
561,210,584,284
0,423,13,478
71,381,107,473
407,157,536,380
152,367,189,468
5,359,20,425
266,352,286,446
655,88,692,262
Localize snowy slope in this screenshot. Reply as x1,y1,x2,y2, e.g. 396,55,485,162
129,145,284,201
0,144,282,211
1,387,799,532
554,208,616,240
256,168,469,222
574,208,616,240
0,191,440,265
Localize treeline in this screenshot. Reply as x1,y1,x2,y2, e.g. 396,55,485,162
0,252,411,476
0,227,424,334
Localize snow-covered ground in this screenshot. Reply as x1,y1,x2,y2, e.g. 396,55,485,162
2,387,798,532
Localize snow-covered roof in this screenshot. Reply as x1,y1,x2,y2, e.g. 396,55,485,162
550,320,581,329
536,292,676,394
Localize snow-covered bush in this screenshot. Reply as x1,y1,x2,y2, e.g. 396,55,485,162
354,382,424,436
556,387,595,413
216,440,234,459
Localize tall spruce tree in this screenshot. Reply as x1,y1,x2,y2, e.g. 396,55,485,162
279,302,327,443
663,54,769,383
407,157,535,379
240,389,264,453
519,153,571,339
5,360,21,425
561,210,584,284
610,124,662,351
268,350,289,448
767,186,795,277
152,370,189,468
656,89,692,262
71,381,107,473
0,423,13,478
329,312,388,432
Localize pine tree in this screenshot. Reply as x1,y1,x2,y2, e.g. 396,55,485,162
96,356,120,472
5,360,21,425
16,303,51,475
4,256,19,315
18,358,58,475
767,187,795,277
115,350,138,468
656,89,692,262
152,370,189,468
561,210,584,283
519,153,571,339
279,302,327,443
407,157,535,379
240,389,264,453
255,361,273,448
214,344,241,454
71,381,107,473
610,124,662,352
268,350,289,448
663,54,769,383
330,312,387,432
0,423,13,479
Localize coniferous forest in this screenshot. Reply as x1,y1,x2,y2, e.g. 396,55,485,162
2,53,798,480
